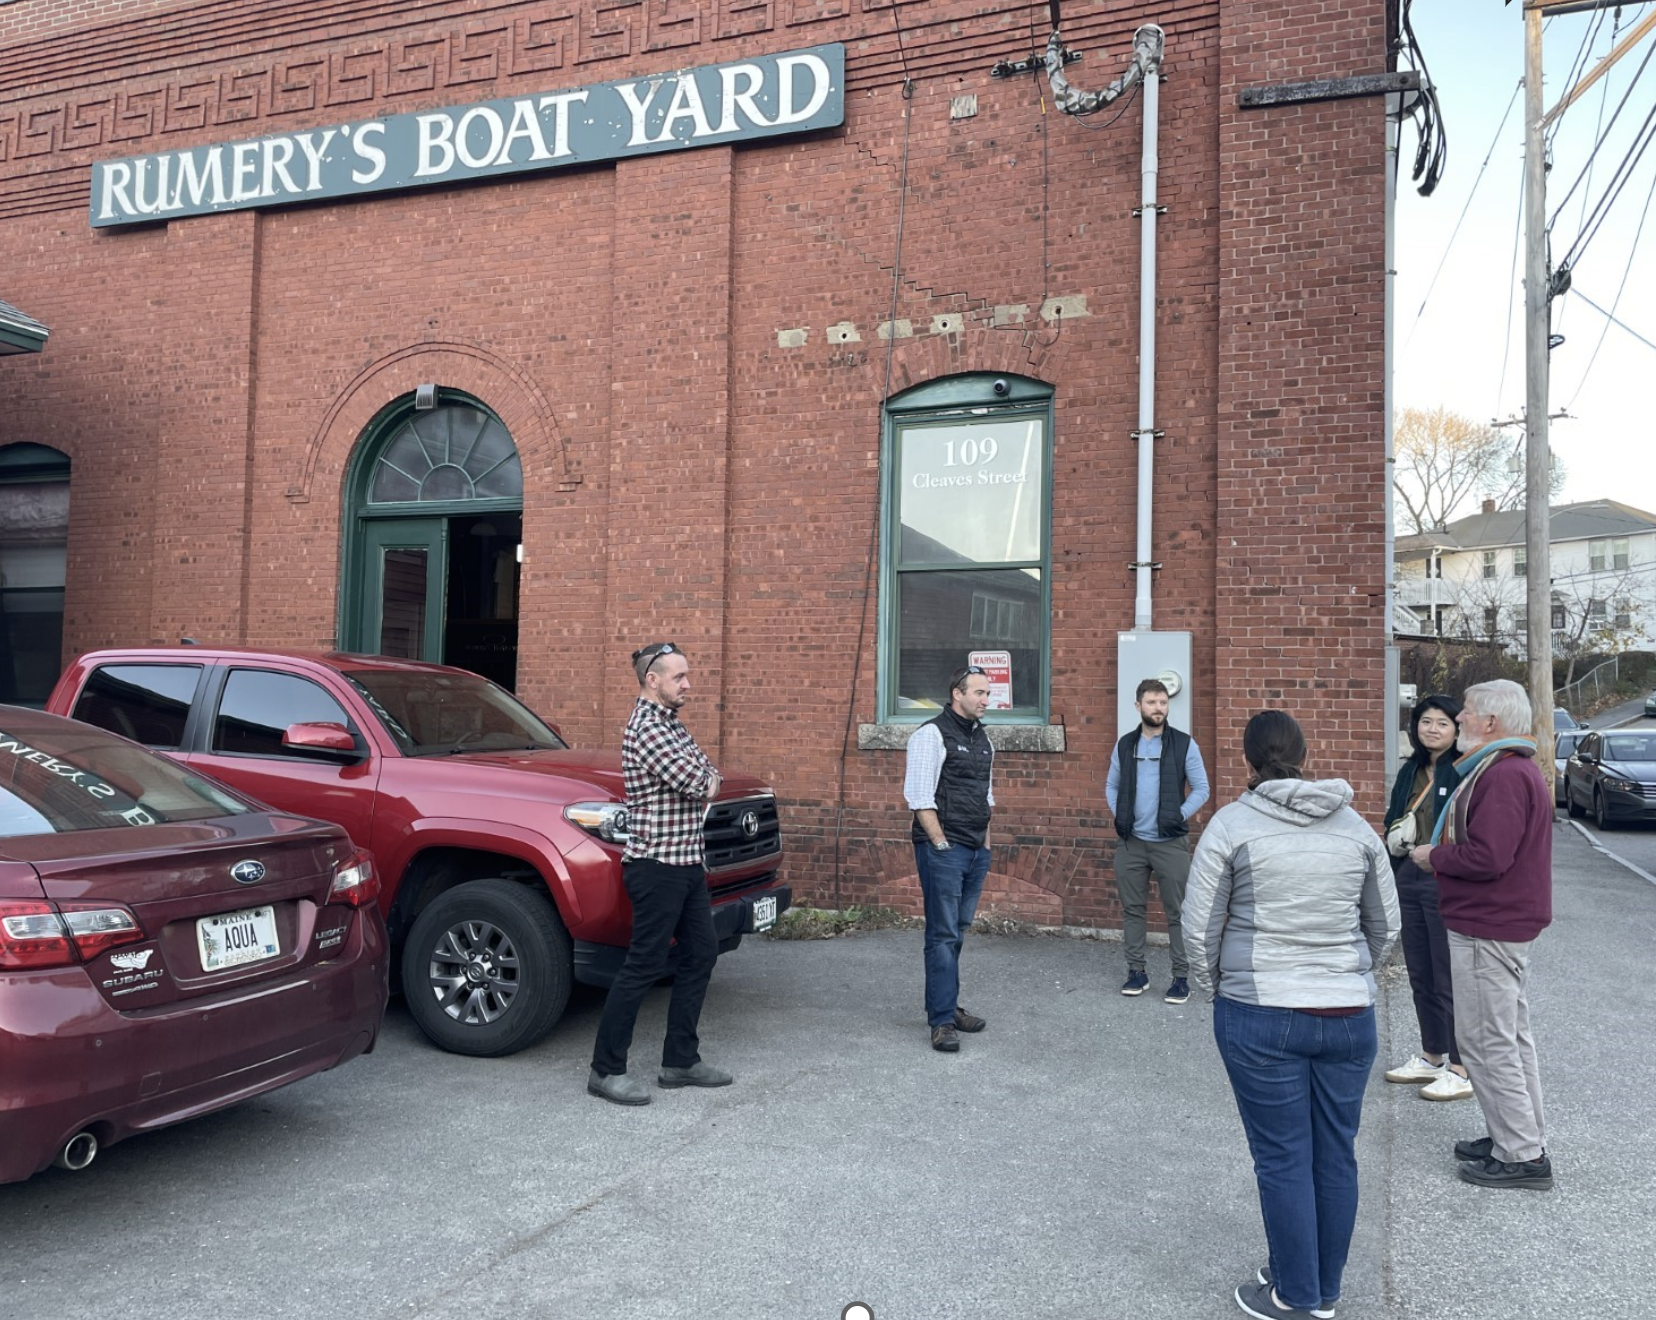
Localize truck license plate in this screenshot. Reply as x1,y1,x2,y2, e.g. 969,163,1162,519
197,906,280,971
750,896,777,932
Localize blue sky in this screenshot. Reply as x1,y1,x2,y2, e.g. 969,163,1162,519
1395,1,1654,511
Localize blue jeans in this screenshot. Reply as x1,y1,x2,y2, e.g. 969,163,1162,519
914,842,990,1028
1213,997,1377,1312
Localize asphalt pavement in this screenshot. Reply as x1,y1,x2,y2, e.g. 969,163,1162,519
1,823,1652,1320
1590,692,1653,730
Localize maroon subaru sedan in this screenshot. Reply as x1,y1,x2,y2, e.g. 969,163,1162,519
0,706,388,1185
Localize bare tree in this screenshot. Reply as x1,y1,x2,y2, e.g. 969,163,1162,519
1551,564,1654,689
1393,406,1565,534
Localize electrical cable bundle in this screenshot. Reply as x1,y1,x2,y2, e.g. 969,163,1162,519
1396,0,1449,196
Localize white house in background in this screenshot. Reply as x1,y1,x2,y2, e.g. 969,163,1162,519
1395,499,1656,655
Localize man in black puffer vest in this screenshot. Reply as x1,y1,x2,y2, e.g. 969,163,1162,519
1105,678,1210,1004
903,665,995,1053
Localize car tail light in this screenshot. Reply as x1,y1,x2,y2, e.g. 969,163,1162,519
0,902,74,969
60,904,144,959
0,900,143,969
328,852,379,908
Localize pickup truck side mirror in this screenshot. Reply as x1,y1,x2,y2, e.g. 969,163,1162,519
282,721,365,761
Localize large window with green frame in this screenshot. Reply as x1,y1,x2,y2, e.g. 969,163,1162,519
880,374,1053,722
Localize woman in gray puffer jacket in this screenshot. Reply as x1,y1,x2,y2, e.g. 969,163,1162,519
1183,711,1400,1320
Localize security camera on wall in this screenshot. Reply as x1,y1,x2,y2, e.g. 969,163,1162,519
992,379,1010,396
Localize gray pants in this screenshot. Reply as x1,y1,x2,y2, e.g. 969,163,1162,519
1448,930,1546,1163
1114,836,1190,977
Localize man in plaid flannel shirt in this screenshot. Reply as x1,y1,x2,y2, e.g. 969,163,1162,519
588,641,733,1106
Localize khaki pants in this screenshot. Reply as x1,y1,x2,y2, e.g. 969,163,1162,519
1448,930,1546,1163
1114,836,1191,977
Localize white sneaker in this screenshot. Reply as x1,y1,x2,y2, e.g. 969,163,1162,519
1384,1054,1445,1084
1420,1069,1474,1102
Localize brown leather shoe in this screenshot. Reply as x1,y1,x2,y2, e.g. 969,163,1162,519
953,1007,986,1032
930,1023,960,1052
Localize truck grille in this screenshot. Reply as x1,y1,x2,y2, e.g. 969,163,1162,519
703,795,781,869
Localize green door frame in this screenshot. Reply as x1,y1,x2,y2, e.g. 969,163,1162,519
336,390,523,659
357,518,446,659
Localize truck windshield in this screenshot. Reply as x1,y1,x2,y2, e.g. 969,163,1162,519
344,671,568,757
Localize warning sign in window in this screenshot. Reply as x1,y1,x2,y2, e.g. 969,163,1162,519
969,650,1012,710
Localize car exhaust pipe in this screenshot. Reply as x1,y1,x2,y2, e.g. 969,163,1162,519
53,1131,98,1172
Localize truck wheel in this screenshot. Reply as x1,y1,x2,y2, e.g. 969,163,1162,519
401,878,572,1057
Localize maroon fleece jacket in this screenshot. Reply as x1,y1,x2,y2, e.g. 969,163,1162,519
1428,752,1553,942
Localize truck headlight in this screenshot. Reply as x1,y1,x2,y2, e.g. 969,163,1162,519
564,802,631,843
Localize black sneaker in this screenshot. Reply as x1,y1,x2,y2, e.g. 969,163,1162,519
1453,1135,1494,1162
1458,1153,1554,1191
1234,1280,1324,1319
930,1023,960,1052
1164,977,1190,1004
953,1006,986,1032
1255,1267,1336,1317
1121,970,1149,996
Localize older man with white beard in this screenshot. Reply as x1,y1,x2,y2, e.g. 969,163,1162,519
1410,678,1554,1191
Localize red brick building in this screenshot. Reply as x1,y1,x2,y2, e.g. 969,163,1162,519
0,0,1395,927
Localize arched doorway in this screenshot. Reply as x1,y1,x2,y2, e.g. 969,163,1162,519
340,392,523,689
0,442,70,707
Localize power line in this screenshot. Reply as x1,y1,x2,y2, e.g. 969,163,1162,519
1495,164,1528,417
1567,163,1656,401
1547,23,1656,231
1558,100,1656,270
1557,7,1623,335
1402,78,1522,352
1548,2,1610,149
1571,285,1656,353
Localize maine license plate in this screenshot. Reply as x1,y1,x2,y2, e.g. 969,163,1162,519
750,896,778,932
197,906,280,972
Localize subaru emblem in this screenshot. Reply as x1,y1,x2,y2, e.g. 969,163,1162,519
739,810,760,839
231,860,267,885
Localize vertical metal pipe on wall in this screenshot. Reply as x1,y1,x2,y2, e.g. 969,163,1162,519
1133,45,1162,631
1385,92,1402,781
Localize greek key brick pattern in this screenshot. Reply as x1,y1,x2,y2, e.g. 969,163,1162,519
0,0,980,214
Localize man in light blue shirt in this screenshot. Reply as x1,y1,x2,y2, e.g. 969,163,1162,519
1104,678,1210,1003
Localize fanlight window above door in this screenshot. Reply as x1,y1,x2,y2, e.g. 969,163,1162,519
368,403,522,504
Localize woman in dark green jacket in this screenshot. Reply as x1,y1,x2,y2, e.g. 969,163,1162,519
1380,694,1468,1101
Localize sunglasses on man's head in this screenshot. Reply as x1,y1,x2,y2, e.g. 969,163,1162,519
632,642,679,667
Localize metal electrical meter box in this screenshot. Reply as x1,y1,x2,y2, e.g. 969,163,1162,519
1117,631,1194,738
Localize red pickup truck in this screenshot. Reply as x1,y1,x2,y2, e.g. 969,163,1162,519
47,649,788,1057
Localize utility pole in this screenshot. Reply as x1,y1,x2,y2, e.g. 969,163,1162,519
1518,0,1644,744
1523,2,1553,757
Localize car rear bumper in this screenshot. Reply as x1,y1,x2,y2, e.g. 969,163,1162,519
0,910,388,1185
572,881,792,988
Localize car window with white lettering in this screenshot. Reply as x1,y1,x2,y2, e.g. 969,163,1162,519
0,722,249,837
